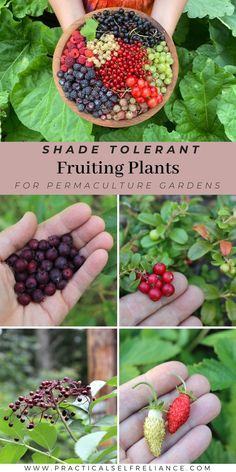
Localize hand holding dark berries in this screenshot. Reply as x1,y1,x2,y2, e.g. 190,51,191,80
0,204,113,326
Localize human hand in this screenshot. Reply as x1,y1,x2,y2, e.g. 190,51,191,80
0,203,113,326
120,273,204,326
120,361,221,464
152,0,188,36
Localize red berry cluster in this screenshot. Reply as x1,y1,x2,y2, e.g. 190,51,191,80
98,39,147,93
4,378,93,431
60,30,93,72
126,76,163,108
6,233,85,306
137,262,175,301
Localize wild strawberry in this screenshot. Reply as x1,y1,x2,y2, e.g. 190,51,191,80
167,375,195,434
133,382,166,457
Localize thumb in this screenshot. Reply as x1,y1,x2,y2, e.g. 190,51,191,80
0,212,38,261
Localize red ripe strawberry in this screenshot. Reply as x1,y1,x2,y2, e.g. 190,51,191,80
167,376,195,434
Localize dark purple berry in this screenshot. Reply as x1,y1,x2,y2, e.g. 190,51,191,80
15,271,28,282
27,423,34,430
58,243,70,257
49,268,62,284
63,268,73,280
48,235,60,247
20,249,34,261
20,418,25,423
14,438,20,442
46,247,58,261
14,258,28,272
28,239,39,250
14,282,25,294
8,423,13,428
41,260,53,272
70,248,77,258
55,256,67,270
17,294,31,306
32,289,44,303
25,277,37,290
44,283,56,296
56,279,67,290
4,416,9,421
36,271,49,285
28,260,38,274
6,254,18,266
73,254,85,269
38,240,49,251
62,233,73,246
35,251,45,263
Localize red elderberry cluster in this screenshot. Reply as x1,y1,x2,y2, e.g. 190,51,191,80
137,262,175,301
6,233,86,306
4,378,93,431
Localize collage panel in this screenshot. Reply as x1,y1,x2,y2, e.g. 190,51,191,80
119,195,236,327
119,328,235,464
0,195,117,327
0,328,117,464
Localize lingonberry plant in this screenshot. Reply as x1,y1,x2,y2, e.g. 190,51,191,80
0,377,117,464
120,196,236,325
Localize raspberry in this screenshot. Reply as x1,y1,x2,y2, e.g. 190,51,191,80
65,56,75,67
69,48,80,59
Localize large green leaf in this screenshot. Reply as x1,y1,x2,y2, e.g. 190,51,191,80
0,9,60,93
0,409,25,440
29,423,57,451
172,56,235,140
0,443,27,464
120,365,140,384
11,56,93,142
120,337,180,366
75,431,106,461
143,124,181,142
215,338,236,372
185,0,234,19
219,0,236,37
12,0,48,18
189,358,235,390
199,21,236,73
0,90,8,140
217,85,236,140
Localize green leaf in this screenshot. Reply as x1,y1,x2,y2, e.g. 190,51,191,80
143,124,181,142
11,0,48,18
121,337,180,366
169,228,188,244
172,56,235,141
197,439,233,464
138,213,162,227
0,90,8,140
0,409,25,439
202,284,220,300
32,452,56,464
198,21,236,73
185,0,234,19
188,240,212,260
140,235,158,249
189,358,235,390
75,431,106,461
29,423,57,450
215,338,236,372
0,443,27,463
120,365,140,384
11,55,93,142
80,18,99,41
225,299,236,321
4,107,42,141
201,330,236,347
217,85,236,141
200,301,217,325
90,392,117,411
106,376,117,387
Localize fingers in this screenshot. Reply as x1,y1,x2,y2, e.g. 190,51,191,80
140,285,204,326
152,425,212,463
121,373,210,453
79,231,113,258
120,361,187,422
180,316,202,327
36,203,92,240
120,273,188,326
0,212,37,261
62,249,109,309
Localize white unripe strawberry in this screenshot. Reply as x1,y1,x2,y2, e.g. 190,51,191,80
144,409,165,457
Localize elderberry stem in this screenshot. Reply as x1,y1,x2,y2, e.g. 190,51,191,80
55,406,77,443
0,437,66,464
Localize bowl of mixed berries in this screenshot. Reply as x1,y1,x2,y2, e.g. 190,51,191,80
53,8,178,128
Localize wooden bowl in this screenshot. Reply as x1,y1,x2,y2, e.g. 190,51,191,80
53,8,179,128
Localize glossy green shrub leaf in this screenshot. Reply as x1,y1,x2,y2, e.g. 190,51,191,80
0,444,27,463
29,423,57,450
75,431,106,461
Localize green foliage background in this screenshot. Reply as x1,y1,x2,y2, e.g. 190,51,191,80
120,195,236,326
0,195,117,326
120,328,236,464
1,1,236,141
0,329,117,464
